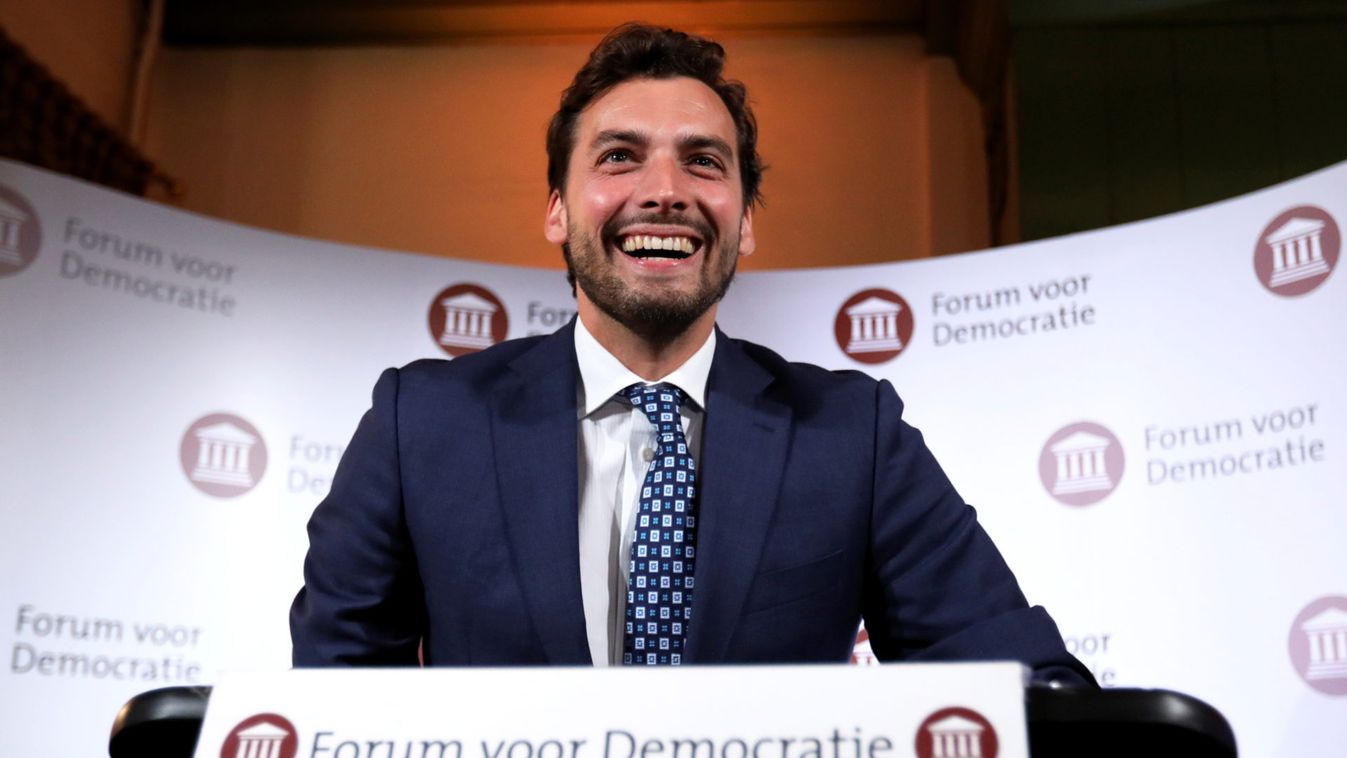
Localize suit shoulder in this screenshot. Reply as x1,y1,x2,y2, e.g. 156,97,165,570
391,331,559,392
730,336,886,395
724,335,904,435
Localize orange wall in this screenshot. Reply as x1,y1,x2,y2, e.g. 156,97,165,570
925,56,993,256
145,32,989,270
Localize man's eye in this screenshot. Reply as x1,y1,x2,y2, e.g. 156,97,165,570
690,155,723,170
602,150,633,164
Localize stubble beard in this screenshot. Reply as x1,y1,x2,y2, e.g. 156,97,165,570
564,218,739,346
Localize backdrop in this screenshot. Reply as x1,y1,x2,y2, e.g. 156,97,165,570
1,157,1342,755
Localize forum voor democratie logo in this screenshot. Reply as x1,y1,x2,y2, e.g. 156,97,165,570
833,288,914,365
0,183,42,277
179,413,268,498
1289,595,1347,696
1253,205,1339,296
914,708,998,758
221,713,298,758
1038,422,1125,507
427,283,509,357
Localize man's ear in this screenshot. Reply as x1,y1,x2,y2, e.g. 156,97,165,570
737,207,756,258
544,190,568,245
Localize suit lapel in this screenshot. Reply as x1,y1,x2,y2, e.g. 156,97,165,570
686,331,792,663
491,323,591,664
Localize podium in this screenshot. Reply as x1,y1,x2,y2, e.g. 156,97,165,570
109,681,1235,758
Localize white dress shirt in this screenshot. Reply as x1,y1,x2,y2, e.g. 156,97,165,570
573,317,715,665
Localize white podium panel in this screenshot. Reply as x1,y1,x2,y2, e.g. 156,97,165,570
195,664,1028,758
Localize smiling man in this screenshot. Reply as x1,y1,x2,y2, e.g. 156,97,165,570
291,24,1092,683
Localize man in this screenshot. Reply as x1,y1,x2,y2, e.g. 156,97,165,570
291,24,1091,684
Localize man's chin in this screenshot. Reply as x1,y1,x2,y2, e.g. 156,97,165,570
589,291,708,343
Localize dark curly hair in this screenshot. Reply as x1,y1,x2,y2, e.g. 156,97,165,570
545,23,764,208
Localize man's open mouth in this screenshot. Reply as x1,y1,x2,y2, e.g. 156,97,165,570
619,235,699,260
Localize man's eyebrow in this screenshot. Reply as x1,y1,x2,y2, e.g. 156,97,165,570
679,134,734,160
591,129,647,149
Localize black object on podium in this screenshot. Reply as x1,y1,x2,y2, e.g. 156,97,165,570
109,684,1237,758
1026,684,1236,757
109,685,211,758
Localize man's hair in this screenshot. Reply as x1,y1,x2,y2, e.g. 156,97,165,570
546,23,764,208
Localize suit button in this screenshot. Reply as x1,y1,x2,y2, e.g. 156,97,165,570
642,448,655,462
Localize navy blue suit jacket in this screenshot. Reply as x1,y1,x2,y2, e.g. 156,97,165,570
291,322,1090,682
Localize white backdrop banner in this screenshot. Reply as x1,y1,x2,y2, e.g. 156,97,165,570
1,157,1343,756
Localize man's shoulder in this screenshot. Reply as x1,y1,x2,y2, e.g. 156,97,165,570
392,329,570,394
721,334,888,397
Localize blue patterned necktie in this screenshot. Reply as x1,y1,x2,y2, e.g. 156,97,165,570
622,382,698,665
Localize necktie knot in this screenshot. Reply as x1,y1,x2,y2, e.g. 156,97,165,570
622,383,686,437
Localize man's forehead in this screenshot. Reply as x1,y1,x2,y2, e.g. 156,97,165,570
577,76,736,147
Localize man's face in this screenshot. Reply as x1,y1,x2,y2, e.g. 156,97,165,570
544,76,756,340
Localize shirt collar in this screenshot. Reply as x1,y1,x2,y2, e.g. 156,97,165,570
574,317,716,418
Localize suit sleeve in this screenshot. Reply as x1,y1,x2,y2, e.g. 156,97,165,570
861,379,1095,686
290,367,426,666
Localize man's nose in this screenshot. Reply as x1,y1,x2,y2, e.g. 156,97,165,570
636,156,689,213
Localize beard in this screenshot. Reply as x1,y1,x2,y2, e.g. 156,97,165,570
564,213,739,345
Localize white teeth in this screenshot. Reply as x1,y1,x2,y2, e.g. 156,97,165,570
621,235,696,254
